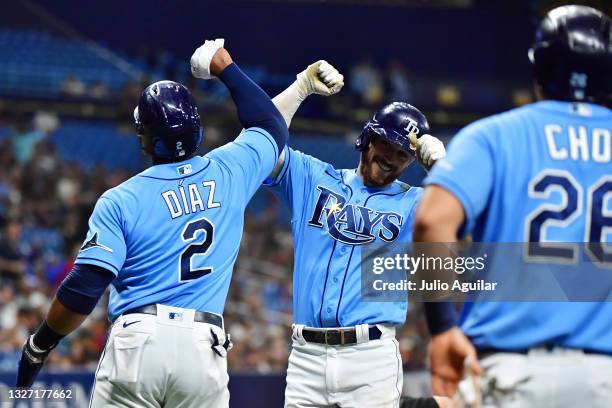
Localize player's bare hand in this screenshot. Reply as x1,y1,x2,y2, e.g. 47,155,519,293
428,327,482,397
191,39,232,79
409,133,446,171
296,60,344,97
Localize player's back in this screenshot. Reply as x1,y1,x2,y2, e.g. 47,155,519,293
451,100,611,351
107,156,244,321
75,128,279,322
469,100,610,245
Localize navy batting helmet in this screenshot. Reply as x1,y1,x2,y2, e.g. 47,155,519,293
134,80,203,161
529,5,611,107
355,102,429,155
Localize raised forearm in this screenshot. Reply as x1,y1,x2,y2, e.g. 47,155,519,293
218,63,287,150
272,81,307,127
272,60,344,128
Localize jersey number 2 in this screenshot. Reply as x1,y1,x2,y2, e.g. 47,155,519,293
526,170,612,263
180,217,214,281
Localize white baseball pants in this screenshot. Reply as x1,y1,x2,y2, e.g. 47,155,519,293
473,348,612,407
285,324,403,408
89,304,230,408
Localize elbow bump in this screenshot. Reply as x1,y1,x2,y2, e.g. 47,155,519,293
277,118,289,143
268,117,288,152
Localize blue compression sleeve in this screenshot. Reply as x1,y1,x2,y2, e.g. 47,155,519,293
218,63,288,155
32,321,64,351
424,302,457,335
56,264,115,315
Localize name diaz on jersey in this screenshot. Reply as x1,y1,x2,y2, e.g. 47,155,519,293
307,186,403,245
161,180,220,219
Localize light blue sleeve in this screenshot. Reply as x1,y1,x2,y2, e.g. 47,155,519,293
424,123,495,234
75,195,127,276
207,127,279,202
264,147,315,220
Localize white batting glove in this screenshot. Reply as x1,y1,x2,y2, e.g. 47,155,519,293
452,357,483,408
296,60,344,99
190,38,225,79
410,134,446,169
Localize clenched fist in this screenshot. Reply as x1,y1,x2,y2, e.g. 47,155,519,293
191,38,230,79
296,60,344,98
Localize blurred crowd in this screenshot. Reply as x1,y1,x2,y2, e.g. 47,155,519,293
0,112,130,371
0,109,431,376
60,76,111,101
54,49,416,129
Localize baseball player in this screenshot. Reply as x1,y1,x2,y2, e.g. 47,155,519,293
16,39,288,407
414,5,612,407
267,61,449,408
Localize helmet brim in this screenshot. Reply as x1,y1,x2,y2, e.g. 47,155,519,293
369,126,416,156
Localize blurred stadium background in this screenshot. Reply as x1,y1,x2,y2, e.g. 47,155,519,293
0,0,609,406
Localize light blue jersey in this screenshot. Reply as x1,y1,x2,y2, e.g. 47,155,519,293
267,148,422,327
426,101,612,352
75,128,278,321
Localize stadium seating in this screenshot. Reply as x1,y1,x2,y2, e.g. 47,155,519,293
50,120,142,172
0,29,293,100
0,29,140,97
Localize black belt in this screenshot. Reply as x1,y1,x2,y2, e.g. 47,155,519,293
122,304,223,329
302,326,382,346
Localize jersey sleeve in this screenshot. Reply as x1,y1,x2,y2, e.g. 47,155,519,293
264,147,315,219
207,127,279,201
74,195,127,276
424,124,495,234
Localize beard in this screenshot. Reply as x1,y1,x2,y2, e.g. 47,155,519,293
360,151,404,187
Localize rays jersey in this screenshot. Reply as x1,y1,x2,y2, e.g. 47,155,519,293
75,128,278,321
267,147,422,328
425,101,612,352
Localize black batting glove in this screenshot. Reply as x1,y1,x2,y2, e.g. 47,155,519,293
16,336,54,387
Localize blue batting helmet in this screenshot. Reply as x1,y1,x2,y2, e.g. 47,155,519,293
134,80,203,161
528,5,611,107
355,102,429,155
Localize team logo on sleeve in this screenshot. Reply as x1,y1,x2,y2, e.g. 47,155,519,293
80,232,114,253
307,186,403,245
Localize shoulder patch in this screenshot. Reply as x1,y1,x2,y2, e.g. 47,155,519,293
80,232,114,253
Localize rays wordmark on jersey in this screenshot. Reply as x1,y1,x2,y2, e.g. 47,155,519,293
307,186,403,245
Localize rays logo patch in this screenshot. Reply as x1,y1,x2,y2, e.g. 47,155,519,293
80,232,113,253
